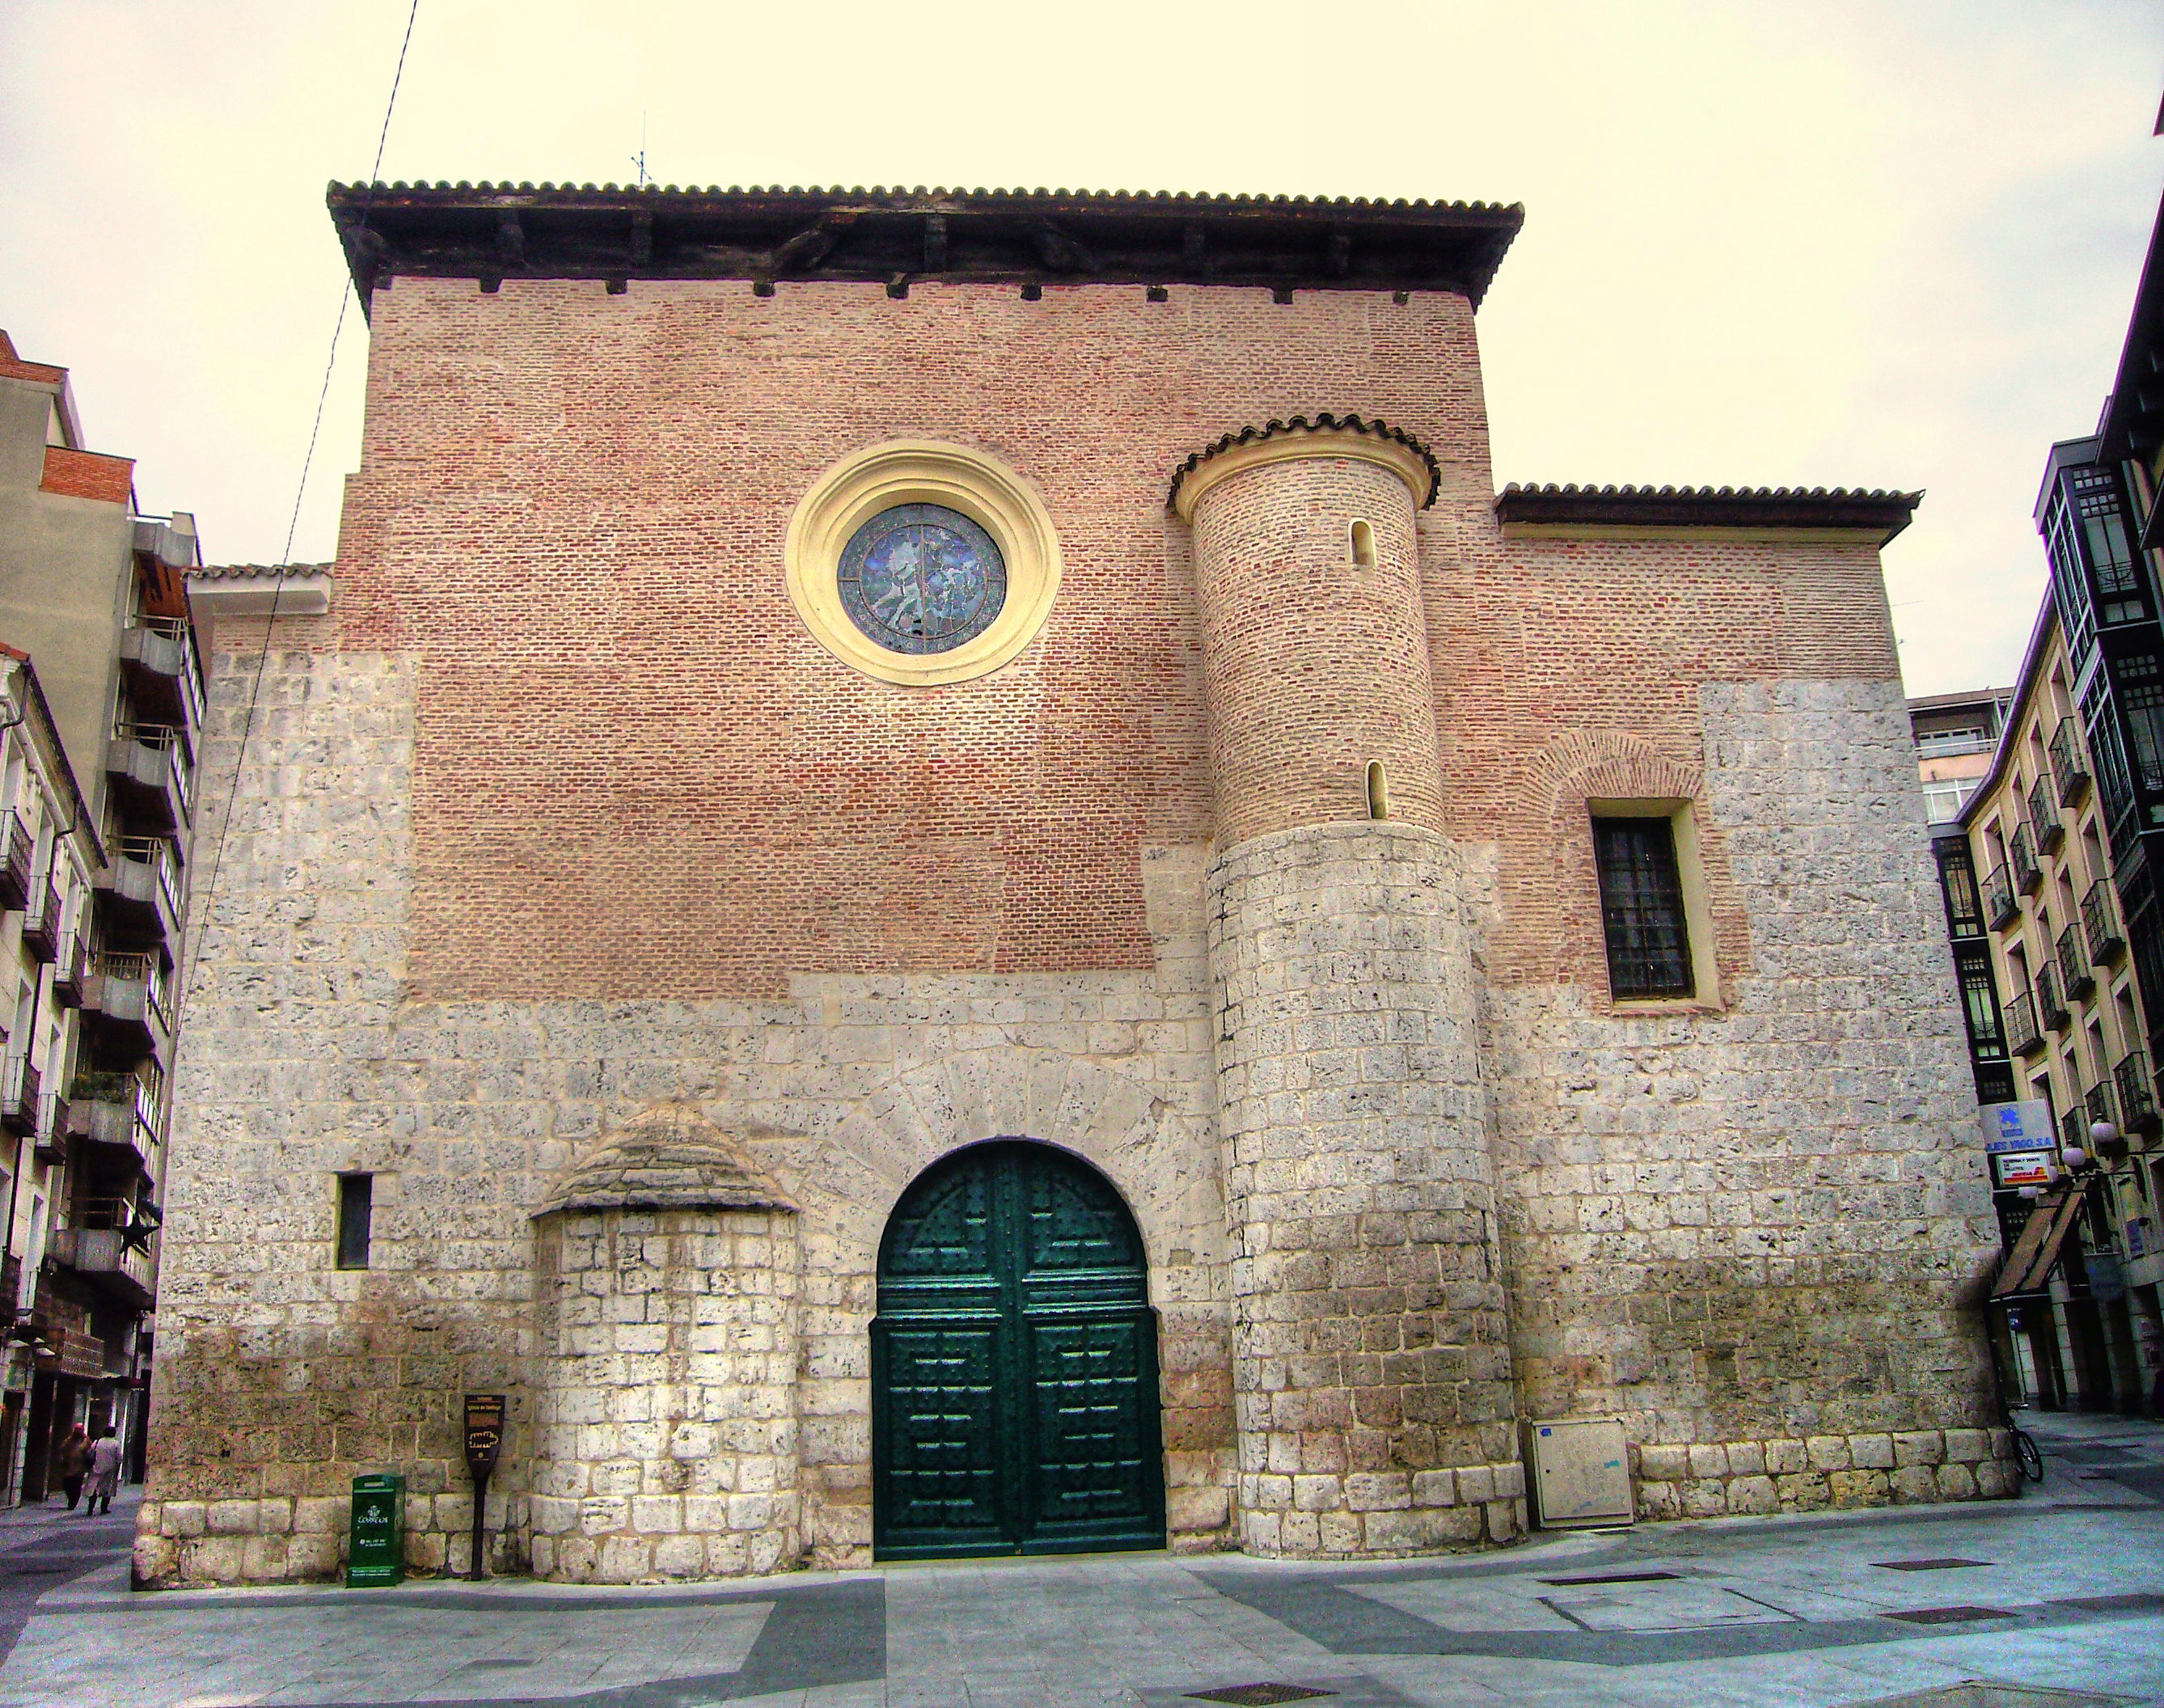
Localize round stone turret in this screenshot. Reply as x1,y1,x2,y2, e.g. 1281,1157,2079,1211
1175,418,1524,1555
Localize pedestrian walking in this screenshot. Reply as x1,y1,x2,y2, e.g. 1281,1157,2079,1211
51,1425,88,1511
83,1428,121,1516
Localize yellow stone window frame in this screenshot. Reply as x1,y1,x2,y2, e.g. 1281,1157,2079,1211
783,440,1063,687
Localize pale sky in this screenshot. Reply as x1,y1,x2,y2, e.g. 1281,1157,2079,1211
3,0,2161,695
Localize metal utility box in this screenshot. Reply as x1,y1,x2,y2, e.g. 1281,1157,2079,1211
346,1472,406,1587
1527,1417,1633,1528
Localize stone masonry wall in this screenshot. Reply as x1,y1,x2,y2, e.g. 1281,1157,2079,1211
1210,822,1524,1554
530,1207,801,1581
1481,680,2011,1519
139,638,1233,1585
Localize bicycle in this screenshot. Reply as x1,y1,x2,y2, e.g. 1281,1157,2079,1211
1989,1322,2048,1485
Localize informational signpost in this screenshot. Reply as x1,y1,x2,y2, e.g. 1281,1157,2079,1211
463,1393,505,1580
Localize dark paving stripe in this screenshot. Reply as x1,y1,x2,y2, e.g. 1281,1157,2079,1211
2096,1466,2164,1503
0,1511,135,1668
184,1576,885,1708
1190,1574,2164,1669
41,1577,839,1617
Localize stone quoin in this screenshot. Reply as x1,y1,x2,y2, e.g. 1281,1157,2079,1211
137,182,2009,1587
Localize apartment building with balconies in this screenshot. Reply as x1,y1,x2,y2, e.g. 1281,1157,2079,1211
1961,588,2164,1418
0,330,199,1499
1913,686,2014,827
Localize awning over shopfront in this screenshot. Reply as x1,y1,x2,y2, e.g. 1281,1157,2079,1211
1993,1180,2093,1298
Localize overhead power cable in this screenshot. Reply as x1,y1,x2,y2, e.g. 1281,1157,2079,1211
189,0,422,988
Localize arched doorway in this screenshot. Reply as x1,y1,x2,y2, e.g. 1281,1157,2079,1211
872,1139,1165,1558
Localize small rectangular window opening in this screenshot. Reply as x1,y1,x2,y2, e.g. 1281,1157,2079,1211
1592,814,1695,1000
336,1173,374,1270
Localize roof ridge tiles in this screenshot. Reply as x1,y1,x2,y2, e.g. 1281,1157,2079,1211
1168,414,1442,510
1493,481,1921,543
327,179,1523,214
1498,480,1919,502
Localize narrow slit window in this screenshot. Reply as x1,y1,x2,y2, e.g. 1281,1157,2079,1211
1592,815,1694,1000
1350,519,1377,571
336,1173,374,1270
1366,760,1390,821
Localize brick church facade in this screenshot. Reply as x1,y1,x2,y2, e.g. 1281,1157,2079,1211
138,183,2014,1586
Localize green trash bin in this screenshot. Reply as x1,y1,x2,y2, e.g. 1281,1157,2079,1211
346,1473,405,1588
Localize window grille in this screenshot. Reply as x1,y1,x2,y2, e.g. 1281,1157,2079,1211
2072,466,2149,626
1936,841,1985,938
2118,653,2164,797
1592,817,1693,1000
1953,945,2006,1061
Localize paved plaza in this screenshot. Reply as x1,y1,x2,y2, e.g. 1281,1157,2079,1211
0,1414,2156,1707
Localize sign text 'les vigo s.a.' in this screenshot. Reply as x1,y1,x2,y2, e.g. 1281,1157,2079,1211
1979,1100,2056,1156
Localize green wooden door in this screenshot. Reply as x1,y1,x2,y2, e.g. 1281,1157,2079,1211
872,1140,1164,1559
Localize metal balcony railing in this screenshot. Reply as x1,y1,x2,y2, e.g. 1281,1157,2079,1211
2115,1049,2158,1131
0,811,28,912
2086,1077,2119,1131
1985,863,2019,929
51,930,85,1008
2010,824,2042,895
19,873,61,962
2028,775,2065,853
0,1053,38,1138
2063,1105,2088,1152
2058,921,2096,1000
2052,719,2092,807
2005,990,2044,1057
2036,962,2069,1030
34,1091,66,1164
2084,881,2127,963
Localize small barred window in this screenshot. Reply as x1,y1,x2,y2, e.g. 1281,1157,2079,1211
1592,815,1693,1000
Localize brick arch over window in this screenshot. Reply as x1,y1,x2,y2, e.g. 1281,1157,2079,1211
1515,732,1751,1003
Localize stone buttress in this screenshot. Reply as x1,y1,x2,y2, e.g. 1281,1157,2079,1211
528,1106,803,1583
1173,419,1525,1554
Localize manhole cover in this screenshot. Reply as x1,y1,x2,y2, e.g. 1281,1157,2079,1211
1184,1688,1335,1706
1881,1605,2018,1626
1540,1570,1680,1586
1844,1684,2143,1708
1873,1558,1992,1572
